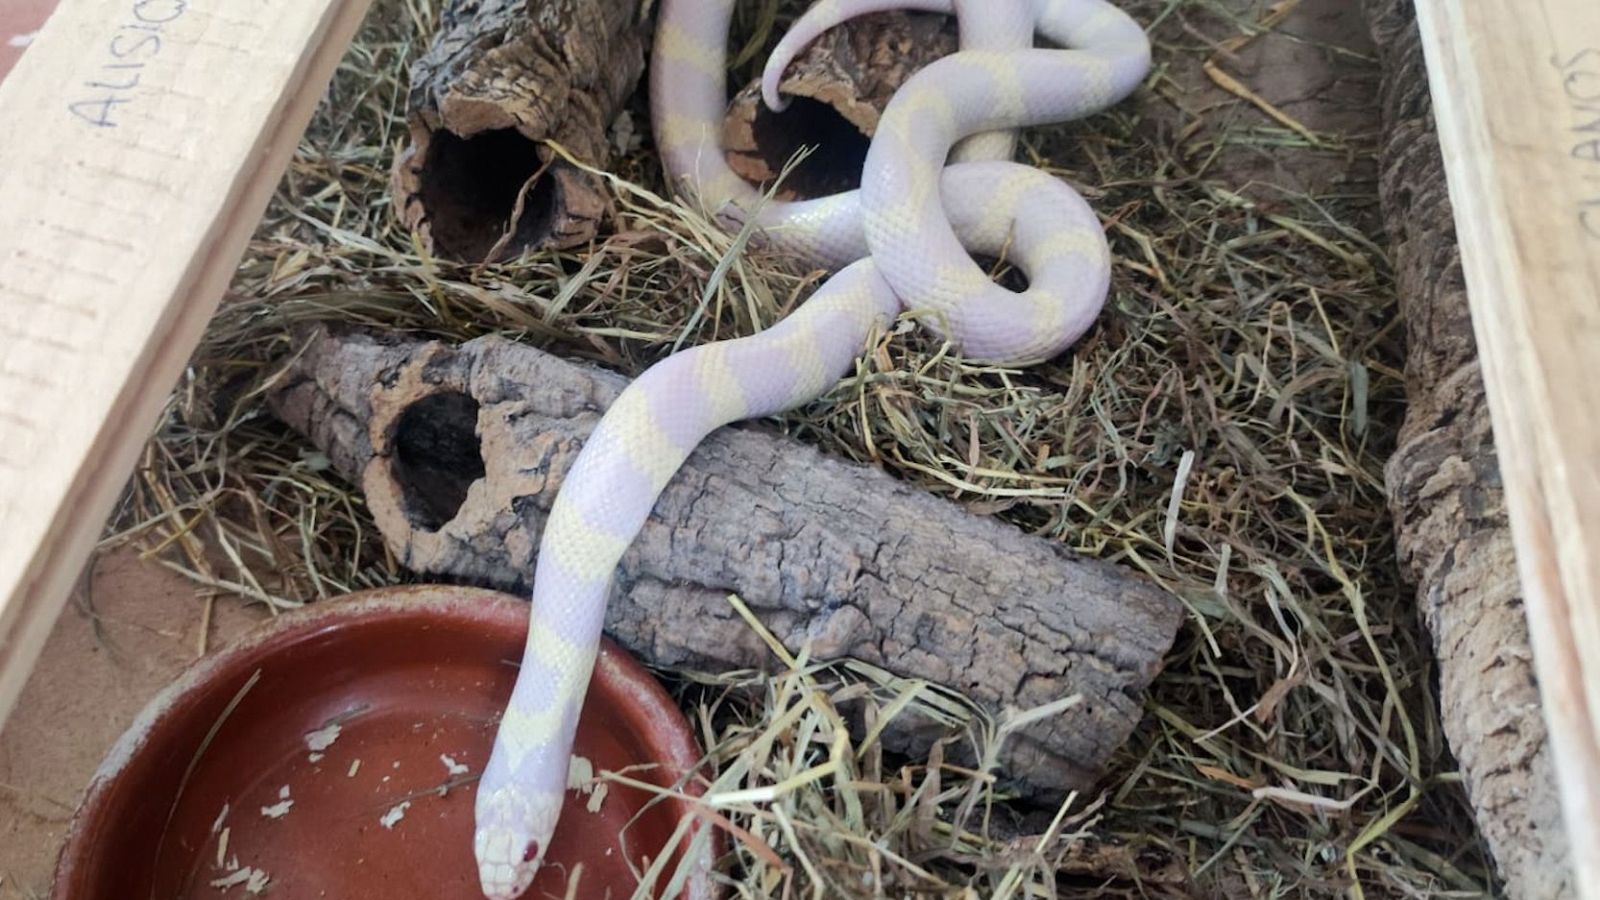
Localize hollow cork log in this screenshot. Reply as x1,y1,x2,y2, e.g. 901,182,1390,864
1364,1,1570,896
266,326,1183,799
391,0,648,263
722,10,957,200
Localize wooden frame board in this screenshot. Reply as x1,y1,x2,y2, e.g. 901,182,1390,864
1413,1,1600,894
0,0,372,729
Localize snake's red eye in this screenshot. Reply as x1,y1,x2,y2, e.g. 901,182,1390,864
521,840,541,864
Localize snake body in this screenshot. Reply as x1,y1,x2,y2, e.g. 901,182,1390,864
472,1,1151,896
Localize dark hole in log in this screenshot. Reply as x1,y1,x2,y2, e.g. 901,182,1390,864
747,96,872,199
417,128,557,262
391,391,486,532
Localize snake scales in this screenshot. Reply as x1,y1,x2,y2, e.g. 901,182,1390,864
470,0,1151,895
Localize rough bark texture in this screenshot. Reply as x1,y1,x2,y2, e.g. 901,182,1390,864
1364,2,1570,896
391,0,648,263
266,326,1183,800
722,11,957,200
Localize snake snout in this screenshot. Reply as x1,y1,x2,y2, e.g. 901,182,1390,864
473,783,561,899
474,829,544,899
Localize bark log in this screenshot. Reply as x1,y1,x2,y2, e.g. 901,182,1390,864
722,11,956,199
391,0,648,263
1364,2,1570,896
266,325,1183,800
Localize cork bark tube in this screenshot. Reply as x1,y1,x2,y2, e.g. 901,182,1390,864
1364,1,1570,896
721,9,957,199
391,0,649,263
267,326,1184,800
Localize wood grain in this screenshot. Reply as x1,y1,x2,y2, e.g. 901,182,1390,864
1412,2,1600,894
0,0,372,730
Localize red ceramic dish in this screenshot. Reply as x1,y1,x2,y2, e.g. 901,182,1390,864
51,585,721,899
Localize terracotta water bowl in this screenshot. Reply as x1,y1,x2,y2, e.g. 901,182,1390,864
50,585,721,899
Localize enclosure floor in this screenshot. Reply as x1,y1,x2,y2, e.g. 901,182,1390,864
0,554,263,899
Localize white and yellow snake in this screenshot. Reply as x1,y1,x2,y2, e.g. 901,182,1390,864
472,0,1150,895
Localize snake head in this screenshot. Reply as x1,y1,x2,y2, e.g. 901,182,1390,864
473,783,561,899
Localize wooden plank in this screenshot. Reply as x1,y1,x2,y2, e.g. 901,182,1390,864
0,0,371,730
1411,2,1600,894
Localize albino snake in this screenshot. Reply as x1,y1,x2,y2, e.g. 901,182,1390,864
471,0,1151,895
